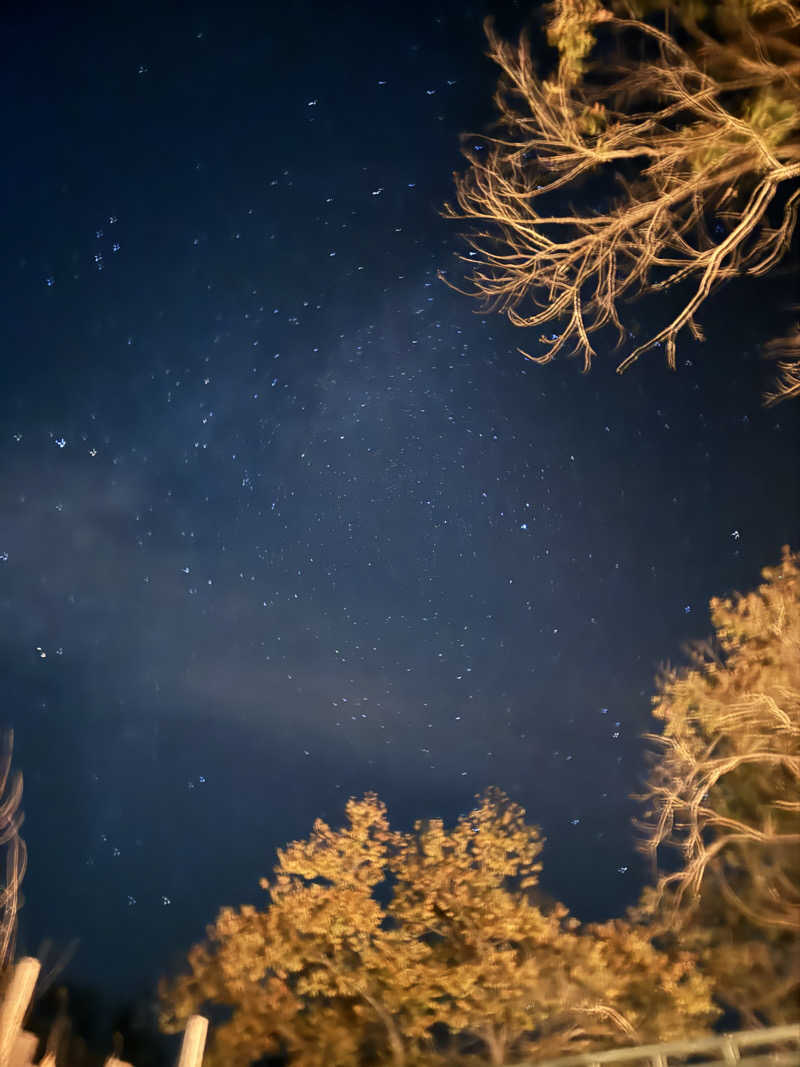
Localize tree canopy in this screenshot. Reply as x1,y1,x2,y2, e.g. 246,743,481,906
443,0,800,403
160,789,715,1067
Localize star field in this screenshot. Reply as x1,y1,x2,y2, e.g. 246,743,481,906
2,0,797,1027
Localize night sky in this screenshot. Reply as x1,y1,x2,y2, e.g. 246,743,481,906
3,0,798,1044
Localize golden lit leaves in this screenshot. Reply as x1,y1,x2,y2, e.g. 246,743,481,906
584,919,718,1044
545,0,613,85
391,791,714,1064
397,787,544,897
157,907,300,1067
273,793,395,890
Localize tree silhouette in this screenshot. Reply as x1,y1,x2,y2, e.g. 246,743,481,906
443,0,800,403
160,790,715,1067
635,546,800,1025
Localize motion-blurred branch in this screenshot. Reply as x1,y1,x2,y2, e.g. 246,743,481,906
0,733,25,977
634,546,800,1025
763,312,800,403
443,0,800,403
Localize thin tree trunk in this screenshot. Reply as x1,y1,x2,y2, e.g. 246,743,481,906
362,992,406,1067
484,1026,506,1067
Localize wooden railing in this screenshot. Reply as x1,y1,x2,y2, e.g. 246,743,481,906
511,1022,800,1067
0,958,207,1067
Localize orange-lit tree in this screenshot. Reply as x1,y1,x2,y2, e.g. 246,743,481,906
635,546,800,1025
159,795,438,1067
443,0,800,403
391,789,715,1065
161,789,716,1066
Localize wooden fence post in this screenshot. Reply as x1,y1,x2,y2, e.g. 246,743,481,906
176,1015,208,1067
0,958,40,1067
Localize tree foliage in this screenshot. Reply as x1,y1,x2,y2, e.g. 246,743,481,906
160,789,716,1067
443,0,800,403
635,545,800,1025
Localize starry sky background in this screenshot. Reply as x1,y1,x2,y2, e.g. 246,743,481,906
2,0,798,1049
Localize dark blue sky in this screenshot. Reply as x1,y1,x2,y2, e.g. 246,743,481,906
2,0,798,1042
